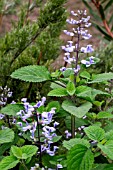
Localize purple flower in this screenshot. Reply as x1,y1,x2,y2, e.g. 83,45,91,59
65,130,71,139
81,45,94,53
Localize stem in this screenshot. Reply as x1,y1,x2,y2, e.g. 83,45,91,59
36,113,42,168
21,160,29,170
71,115,75,138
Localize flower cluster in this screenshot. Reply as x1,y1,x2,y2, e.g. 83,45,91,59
0,86,12,107
30,163,63,170
16,97,60,157
60,9,95,72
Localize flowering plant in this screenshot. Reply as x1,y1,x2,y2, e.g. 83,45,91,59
1,8,113,170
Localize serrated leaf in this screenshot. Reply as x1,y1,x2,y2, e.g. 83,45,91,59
0,156,19,170
10,65,51,82
0,104,24,116
21,145,38,159
89,73,113,83
67,144,94,170
63,138,90,150
11,146,22,159
80,71,90,79
98,140,113,160
66,82,75,95
84,126,105,142
50,81,65,89
0,128,14,144
48,88,68,97
62,100,92,118
75,86,109,102
105,130,113,140
97,111,113,119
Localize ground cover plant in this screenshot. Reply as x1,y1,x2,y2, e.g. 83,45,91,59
1,0,113,170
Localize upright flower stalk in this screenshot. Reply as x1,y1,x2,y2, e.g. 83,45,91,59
61,10,94,138
16,97,59,168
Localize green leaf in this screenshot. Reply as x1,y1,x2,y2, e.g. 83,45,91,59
66,82,75,95
84,126,105,142
48,88,68,97
0,128,14,144
89,73,113,83
50,81,65,89
103,164,113,170
52,136,62,143
0,104,24,116
21,145,38,159
11,146,22,159
0,156,19,170
62,100,92,118
10,65,51,82
97,111,113,119
92,22,112,41
104,0,113,11
63,69,74,78
75,86,109,102
80,71,91,80
63,138,90,150
105,130,113,140
91,164,107,170
67,144,94,170
99,5,105,20
46,101,60,112
98,140,113,160
11,145,38,159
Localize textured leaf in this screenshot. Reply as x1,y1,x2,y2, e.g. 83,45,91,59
0,128,14,144
75,86,109,102
0,104,24,116
0,156,19,170
21,145,38,159
10,65,51,82
48,88,68,97
11,145,38,159
62,100,92,118
89,73,113,83
97,111,113,119
80,71,91,79
98,140,113,160
50,81,65,89
91,164,107,170
11,146,22,159
105,130,113,140
66,82,75,95
84,126,105,142
63,138,90,150
67,144,94,170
